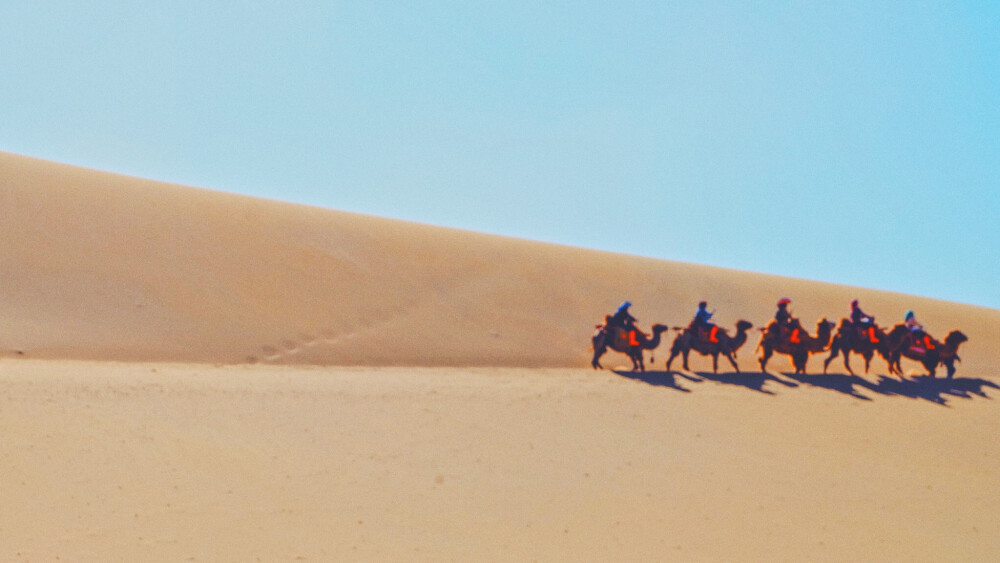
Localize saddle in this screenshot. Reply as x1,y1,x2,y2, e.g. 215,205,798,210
608,326,642,348
906,332,935,355
777,325,801,344
853,323,880,344
696,325,720,344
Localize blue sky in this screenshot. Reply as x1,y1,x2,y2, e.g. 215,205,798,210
3,2,998,309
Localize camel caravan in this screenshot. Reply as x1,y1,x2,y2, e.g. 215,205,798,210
591,299,968,379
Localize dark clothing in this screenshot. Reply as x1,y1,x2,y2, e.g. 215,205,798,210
851,305,873,326
775,306,792,326
690,306,716,341
610,308,636,330
690,307,714,329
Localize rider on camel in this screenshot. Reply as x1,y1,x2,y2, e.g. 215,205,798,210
610,301,637,329
774,298,800,343
904,310,935,352
607,301,640,346
850,299,879,343
689,301,718,343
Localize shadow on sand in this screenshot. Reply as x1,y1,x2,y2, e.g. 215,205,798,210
612,368,999,406
613,370,691,393
786,371,1000,406
613,369,797,395
686,370,799,396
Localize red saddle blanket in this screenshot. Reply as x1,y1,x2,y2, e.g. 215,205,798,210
907,334,935,355
696,326,720,343
855,326,880,343
778,326,801,344
611,329,641,347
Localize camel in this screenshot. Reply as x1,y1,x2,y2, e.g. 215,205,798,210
591,323,668,372
757,318,835,374
883,324,968,378
823,319,891,375
665,320,754,373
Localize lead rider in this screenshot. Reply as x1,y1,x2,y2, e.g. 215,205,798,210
607,301,640,346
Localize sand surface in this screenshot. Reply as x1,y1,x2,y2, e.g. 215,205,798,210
1,152,999,560
4,361,999,561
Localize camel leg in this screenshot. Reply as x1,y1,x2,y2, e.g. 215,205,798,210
725,351,740,373
878,350,893,374
842,349,854,376
823,337,840,373
591,333,606,370
863,351,872,374
591,345,605,370
794,351,808,375
712,352,719,373
890,352,902,376
682,349,691,372
759,346,772,373
665,348,680,371
630,349,644,372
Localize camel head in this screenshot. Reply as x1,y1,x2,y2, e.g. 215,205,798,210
651,323,669,334
735,320,753,333
945,330,968,349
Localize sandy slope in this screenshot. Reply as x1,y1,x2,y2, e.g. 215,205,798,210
1,151,999,560
2,151,997,371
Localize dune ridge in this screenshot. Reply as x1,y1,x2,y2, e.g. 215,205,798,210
2,151,996,372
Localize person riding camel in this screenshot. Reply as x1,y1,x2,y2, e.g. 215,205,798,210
904,310,935,352
774,298,800,343
610,301,636,329
689,301,718,343
607,301,640,347
850,299,879,343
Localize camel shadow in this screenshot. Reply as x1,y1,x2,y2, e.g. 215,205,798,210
870,374,1000,406
781,371,878,401
617,369,798,396
786,372,1000,406
690,370,800,396
613,370,691,393
611,367,998,406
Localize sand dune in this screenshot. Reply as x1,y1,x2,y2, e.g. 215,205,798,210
1,151,998,560
2,151,996,371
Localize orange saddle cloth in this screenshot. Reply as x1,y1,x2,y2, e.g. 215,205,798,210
856,326,880,343
615,329,641,347
908,334,935,355
698,326,720,343
779,326,801,343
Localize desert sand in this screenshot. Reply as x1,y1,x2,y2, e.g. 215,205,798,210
1,151,998,561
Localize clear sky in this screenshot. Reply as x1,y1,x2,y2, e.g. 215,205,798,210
3,2,998,310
